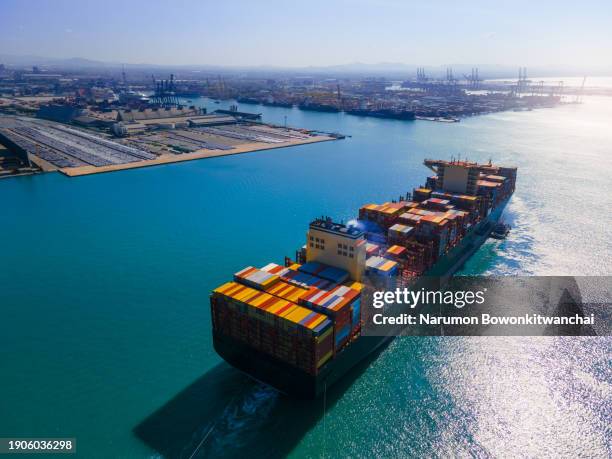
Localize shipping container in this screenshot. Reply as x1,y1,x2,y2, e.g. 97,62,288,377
234,266,281,290
281,268,335,290
366,242,381,257
413,187,432,202
388,223,414,241
298,261,349,284
386,244,407,258
365,256,399,276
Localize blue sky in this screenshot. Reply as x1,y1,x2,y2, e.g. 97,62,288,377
1,0,611,68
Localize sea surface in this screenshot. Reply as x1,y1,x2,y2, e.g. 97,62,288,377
1,94,611,458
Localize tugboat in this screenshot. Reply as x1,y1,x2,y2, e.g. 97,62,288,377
490,222,510,239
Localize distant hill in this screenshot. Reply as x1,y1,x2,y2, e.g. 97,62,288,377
0,54,609,79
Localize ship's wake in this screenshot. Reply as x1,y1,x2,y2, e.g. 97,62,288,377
189,383,279,458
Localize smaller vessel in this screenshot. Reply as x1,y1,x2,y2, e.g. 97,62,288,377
237,97,260,104
263,100,294,108
346,108,416,121
490,223,510,239
298,102,341,113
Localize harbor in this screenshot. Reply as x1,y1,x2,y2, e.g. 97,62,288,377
0,114,335,177
2,92,610,458
1,0,610,456
0,64,591,180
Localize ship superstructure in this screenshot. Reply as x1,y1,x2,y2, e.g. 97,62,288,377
210,158,517,397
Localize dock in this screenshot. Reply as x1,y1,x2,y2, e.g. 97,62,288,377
61,135,333,177
0,116,336,178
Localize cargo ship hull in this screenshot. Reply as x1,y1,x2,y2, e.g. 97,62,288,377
213,196,510,398
346,109,416,121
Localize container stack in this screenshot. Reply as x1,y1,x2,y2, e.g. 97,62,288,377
385,245,407,260
211,281,334,375
298,261,349,284
301,284,361,349
280,267,335,290
359,202,407,229
213,258,365,374
401,239,436,275
431,191,480,218
416,215,450,257
365,256,399,277
413,187,432,202
398,212,423,227
365,242,381,258
234,266,281,290
420,197,451,211
265,280,310,303
388,223,414,244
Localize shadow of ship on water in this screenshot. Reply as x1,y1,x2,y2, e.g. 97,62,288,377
133,344,388,459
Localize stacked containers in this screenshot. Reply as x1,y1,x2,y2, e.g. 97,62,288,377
451,194,479,222
421,197,451,211
441,211,459,245
431,191,453,201
265,280,310,304
413,188,432,202
359,202,406,229
280,268,334,290
262,261,364,352
388,223,414,244
407,208,436,217
402,238,435,274
260,262,291,277
301,284,361,350
416,215,450,257
366,256,398,277
430,191,479,222
499,167,517,193
211,281,334,375
386,244,407,259
485,174,510,205
366,242,381,258
477,179,500,216
398,212,422,227
234,266,280,290
298,261,349,284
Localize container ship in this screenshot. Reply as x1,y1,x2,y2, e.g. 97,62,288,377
346,108,416,121
262,100,294,108
210,159,517,397
297,102,341,113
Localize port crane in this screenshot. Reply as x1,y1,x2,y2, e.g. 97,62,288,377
150,74,179,107
463,68,481,89
574,76,587,103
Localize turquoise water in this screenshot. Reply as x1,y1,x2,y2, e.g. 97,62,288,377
1,96,611,458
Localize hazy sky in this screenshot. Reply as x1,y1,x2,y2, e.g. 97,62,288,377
1,0,611,68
